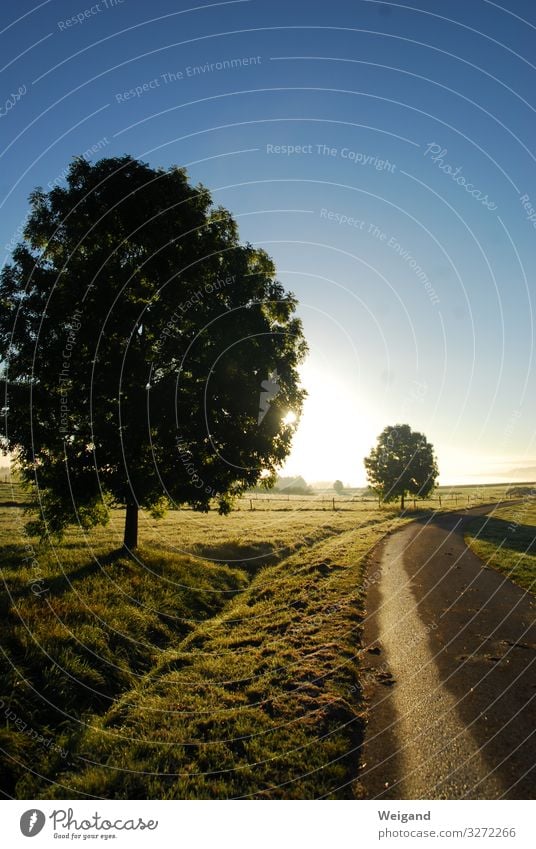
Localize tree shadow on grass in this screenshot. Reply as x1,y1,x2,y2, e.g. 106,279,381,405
46,548,127,597
0,500,32,508
466,514,536,555
185,540,283,574
2,547,125,601
186,528,338,575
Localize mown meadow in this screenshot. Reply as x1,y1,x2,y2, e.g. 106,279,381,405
465,495,536,594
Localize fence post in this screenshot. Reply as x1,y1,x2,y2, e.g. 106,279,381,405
250,499,253,511
332,497,335,511
439,495,442,507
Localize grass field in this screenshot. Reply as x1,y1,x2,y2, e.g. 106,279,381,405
465,498,536,594
0,478,525,798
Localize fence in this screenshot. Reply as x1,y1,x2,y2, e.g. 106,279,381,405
233,491,505,512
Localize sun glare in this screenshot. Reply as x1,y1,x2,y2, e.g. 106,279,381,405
282,411,298,426
279,363,378,485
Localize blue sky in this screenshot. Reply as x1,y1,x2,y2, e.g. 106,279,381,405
2,0,535,484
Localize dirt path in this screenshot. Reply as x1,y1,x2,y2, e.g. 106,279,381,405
359,504,536,799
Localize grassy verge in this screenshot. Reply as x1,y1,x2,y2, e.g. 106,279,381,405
0,537,248,797
32,513,407,800
465,499,536,594
0,493,388,798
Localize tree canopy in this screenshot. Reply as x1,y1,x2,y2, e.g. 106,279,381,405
364,424,438,509
1,155,307,548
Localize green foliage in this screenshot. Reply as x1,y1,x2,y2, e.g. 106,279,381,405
364,423,439,508
23,483,110,541
0,156,307,544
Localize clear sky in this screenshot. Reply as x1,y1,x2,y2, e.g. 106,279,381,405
2,0,535,485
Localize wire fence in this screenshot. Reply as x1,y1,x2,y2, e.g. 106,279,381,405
233,490,516,512
0,479,528,515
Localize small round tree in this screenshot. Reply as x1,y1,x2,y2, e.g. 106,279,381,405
333,479,344,494
1,155,307,549
364,424,438,509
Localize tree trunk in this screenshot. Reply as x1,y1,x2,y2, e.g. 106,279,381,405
124,501,139,550
400,491,405,510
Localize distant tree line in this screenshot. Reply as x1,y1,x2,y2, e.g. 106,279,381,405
252,475,313,495
506,485,536,497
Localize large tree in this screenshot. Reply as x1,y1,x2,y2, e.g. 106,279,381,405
364,424,438,509
1,155,307,549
